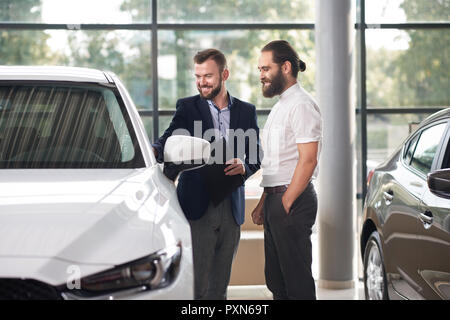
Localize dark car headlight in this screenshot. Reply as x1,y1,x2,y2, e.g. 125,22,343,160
65,243,182,298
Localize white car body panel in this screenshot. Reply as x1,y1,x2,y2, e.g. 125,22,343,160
0,66,194,299
0,66,109,83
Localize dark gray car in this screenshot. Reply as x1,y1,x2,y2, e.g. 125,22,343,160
360,108,450,300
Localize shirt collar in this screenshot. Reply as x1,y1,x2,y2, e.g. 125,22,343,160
279,82,300,100
207,92,234,110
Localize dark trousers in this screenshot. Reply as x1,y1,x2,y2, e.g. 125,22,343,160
189,198,240,300
263,182,317,300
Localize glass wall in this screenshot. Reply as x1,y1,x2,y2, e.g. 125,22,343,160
1,0,449,201
0,1,152,112
0,0,151,23
158,0,314,23
366,0,449,23
358,0,449,198
158,29,315,110
366,29,449,108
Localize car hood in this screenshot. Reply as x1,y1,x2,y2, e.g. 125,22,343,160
0,169,160,267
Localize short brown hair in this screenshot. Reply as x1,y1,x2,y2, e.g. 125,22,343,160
262,40,306,78
193,48,227,73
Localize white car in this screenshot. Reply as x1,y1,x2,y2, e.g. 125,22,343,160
0,66,209,300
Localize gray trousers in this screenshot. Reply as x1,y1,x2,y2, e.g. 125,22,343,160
263,182,318,300
188,197,240,300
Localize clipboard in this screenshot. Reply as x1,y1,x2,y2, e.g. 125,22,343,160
202,163,245,206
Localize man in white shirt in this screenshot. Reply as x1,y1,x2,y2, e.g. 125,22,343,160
252,40,322,300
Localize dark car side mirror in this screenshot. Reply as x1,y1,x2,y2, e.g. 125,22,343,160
427,168,450,199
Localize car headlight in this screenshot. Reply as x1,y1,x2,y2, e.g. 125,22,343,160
65,243,182,298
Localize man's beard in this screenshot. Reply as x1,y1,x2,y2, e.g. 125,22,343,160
198,78,222,100
262,69,286,98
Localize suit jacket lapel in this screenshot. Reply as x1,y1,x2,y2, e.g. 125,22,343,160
196,97,214,132
229,100,240,131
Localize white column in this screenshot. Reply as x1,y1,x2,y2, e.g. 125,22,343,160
315,0,356,289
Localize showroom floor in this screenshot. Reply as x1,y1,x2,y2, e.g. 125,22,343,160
227,232,365,300
227,281,365,300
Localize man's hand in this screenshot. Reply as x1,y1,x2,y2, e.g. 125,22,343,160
152,147,158,158
224,158,245,176
281,192,294,215
251,204,264,225
251,193,266,225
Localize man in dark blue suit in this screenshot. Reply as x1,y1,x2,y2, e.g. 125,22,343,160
152,49,261,299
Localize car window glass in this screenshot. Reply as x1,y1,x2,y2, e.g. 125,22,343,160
0,84,144,168
404,133,420,165
104,90,135,162
441,138,450,169
410,123,447,175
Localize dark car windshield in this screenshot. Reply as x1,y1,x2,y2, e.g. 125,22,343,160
0,82,145,168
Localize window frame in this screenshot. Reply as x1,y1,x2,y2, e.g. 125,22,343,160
434,120,450,170
401,120,449,179
403,131,420,166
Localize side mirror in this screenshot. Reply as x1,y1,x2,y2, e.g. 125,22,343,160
163,135,210,181
427,168,450,199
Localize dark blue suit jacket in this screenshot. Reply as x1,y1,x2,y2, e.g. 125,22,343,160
152,94,262,225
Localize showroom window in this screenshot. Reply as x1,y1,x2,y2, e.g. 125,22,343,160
356,0,449,201
0,0,449,203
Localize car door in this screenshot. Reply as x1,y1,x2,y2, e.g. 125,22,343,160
383,121,448,299
416,121,450,299
381,130,427,299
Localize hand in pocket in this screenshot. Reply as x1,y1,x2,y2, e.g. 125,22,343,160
281,192,292,215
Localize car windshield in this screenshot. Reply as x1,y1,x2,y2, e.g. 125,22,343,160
0,82,145,168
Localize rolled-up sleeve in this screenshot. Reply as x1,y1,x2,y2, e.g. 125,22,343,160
289,102,322,144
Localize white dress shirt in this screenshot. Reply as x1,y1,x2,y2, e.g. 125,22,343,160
260,82,322,187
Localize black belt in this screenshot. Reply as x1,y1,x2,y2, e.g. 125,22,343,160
264,185,289,194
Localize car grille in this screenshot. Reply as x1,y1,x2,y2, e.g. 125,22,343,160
0,279,62,300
